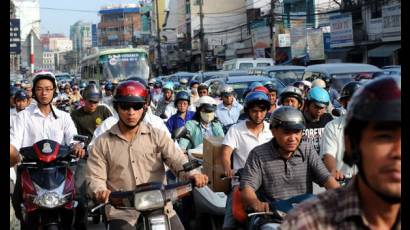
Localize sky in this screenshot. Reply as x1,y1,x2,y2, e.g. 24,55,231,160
40,0,139,36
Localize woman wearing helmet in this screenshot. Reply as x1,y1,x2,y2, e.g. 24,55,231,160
178,96,224,151
278,86,304,110
86,81,209,230
165,91,196,134
302,86,333,157
281,76,401,229
216,84,243,128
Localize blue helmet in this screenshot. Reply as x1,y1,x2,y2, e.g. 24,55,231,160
307,86,330,107
244,91,271,112
14,89,29,100
190,79,200,87
104,83,114,91
163,82,174,91
174,91,190,106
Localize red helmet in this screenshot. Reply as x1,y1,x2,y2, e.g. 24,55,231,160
252,86,269,95
113,80,148,104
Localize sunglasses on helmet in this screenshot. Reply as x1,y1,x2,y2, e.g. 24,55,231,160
118,102,145,111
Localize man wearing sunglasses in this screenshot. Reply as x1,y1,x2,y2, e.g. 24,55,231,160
86,80,208,230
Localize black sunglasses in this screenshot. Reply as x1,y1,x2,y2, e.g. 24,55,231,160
118,102,144,111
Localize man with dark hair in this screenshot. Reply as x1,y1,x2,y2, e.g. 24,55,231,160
281,76,401,229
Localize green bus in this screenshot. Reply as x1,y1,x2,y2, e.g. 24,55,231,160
80,47,150,85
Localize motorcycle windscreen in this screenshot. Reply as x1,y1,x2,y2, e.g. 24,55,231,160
29,166,66,190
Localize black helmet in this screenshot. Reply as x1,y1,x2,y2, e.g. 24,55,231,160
14,89,29,100
346,76,400,124
269,106,305,130
174,91,190,106
278,86,303,105
83,84,102,102
339,81,362,100
344,76,401,166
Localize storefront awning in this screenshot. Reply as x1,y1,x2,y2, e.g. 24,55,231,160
368,44,401,58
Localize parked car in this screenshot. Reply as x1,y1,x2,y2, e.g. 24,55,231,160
222,58,274,71
204,75,286,103
382,65,401,76
55,73,73,84
302,63,383,92
248,65,306,86
160,72,196,84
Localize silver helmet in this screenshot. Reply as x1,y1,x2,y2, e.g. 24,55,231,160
269,106,305,130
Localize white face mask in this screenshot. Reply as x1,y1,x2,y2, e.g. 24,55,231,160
200,112,215,123
191,87,198,94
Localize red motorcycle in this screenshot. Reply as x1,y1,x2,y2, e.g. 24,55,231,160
12,139,79,230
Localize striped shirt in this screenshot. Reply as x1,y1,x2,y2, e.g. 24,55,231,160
280,179,401,230
240,139,330,201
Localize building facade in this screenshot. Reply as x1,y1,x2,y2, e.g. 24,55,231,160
70,21,92,59
98,4,142,47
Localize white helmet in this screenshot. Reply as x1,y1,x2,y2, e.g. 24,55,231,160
302,80,312,89
148,78,156,84
311,78,326,88
179,78,188,84
220,84,234,96
197,96,217,111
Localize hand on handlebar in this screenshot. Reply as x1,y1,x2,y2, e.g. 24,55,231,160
331,169,345,181
224,169,235,178
72,143,86,158
189,173,208,188
95,189,111,204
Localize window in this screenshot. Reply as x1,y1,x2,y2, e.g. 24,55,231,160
370,1,382,19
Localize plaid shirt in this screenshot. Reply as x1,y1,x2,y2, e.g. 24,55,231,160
280,179,401,230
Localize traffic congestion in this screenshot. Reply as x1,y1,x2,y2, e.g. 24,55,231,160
10,0,401,229
10,61,401,230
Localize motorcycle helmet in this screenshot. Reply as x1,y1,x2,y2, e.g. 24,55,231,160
263,81,277,93
220,84,234,97
339,81,362,101
163,82,174,92
196,95,217,112
32,71,58,98
83,84,102,102
311,78,326,89
174,91,190,106
306,86,330,107
113,80,149,104
252,86,269,95
344,76,400,167
243,91,271,113
269,106,305,130
14,89,29,100
278,86,303,105
179,78,188,85
190,80,200,88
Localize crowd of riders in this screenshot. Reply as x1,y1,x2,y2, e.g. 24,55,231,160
10,70,401,230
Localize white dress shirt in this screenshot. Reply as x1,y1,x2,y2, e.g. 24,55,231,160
10,104,78,150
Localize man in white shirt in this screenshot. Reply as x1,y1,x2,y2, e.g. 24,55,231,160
321,82,362,180
10,72,85,166
220,91,273,230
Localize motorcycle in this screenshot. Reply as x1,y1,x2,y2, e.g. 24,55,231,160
172,126,226,230
229,169,316,230
91,160,202,230
12,139,81,230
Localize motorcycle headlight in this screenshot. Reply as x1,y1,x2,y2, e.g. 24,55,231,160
134,190,164,211
34,192,70,208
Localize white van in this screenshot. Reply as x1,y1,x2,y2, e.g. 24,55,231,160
222,58,274,71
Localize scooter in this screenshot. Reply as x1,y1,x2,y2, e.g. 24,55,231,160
91,160,202,230
12,139,81,230
172,126,226,230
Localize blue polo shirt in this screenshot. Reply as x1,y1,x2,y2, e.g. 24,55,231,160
166,111,196,134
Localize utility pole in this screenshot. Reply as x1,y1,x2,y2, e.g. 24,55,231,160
199,0,206,71
270,0,275,63
155,0,162,75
